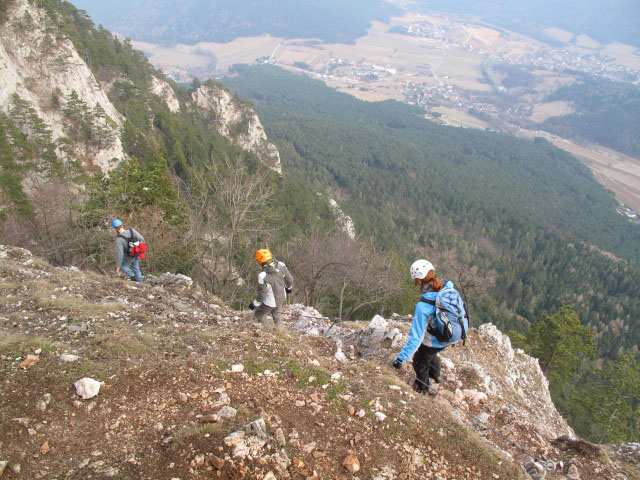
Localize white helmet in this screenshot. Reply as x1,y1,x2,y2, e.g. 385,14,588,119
410,259,434,280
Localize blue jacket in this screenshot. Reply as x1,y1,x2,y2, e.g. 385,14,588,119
396,281,467,364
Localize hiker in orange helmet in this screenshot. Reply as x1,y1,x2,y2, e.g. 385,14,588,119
248,249,293,328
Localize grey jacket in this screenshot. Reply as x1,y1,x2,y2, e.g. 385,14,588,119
115,228,145,268
255,260,293,308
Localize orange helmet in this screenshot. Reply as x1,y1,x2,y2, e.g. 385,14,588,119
255,248,273,263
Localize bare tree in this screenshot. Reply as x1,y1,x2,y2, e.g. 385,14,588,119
285,226,353,308
286,228,404,320
181,155,275,295
210,156,275,276
335,239,404,321
437,249,496,321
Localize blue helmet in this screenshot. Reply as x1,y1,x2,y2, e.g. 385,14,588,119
111,219,123,228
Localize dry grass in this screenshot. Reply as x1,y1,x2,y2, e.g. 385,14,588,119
0,332,67,355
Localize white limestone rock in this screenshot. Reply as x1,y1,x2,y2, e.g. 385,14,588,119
74,377,102,400
191,84,281,174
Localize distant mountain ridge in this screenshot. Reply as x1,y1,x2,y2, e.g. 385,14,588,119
70,0,399,45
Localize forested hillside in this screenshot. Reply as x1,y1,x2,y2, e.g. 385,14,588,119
410,0,640,47
542,77,640,158
0,0,338,296
224,65,640,358
70,0,398,45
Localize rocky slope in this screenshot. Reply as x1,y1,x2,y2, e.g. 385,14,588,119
1,245,638,480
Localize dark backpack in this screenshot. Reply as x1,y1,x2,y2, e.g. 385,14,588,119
420,284,468,345
118,229,147,259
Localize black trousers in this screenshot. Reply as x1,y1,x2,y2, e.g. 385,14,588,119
413,344,443,390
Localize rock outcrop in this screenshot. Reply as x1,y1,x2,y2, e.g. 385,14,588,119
328,198,356,239
0,0,124,172
150,76,180,113
191,83,282,174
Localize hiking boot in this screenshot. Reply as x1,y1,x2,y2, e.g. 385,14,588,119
411,380,429,395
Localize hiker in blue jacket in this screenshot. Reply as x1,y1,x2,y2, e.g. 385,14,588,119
112,219,145,283
392,259,468,395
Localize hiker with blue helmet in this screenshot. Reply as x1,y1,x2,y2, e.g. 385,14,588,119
392,259,468,395
112,219,145,283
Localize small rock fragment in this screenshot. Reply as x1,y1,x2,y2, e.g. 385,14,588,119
217,406,237,419
375,412,387,421
276,428,286,448
342,454,360,474
74,378,102,399
334,349,348,364
60,354,80,362
223,431,246,447
264,472,277,480
524,461,546,480
209,455,225,469
20,355,39,369
302,442,317,454
0,461,8,476
566,464,580,480
473,412,490,426
192,454,205,468
230,364,244,373
40,441,50,454
243,418,267,439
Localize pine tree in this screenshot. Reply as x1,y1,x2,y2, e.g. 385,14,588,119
527,305,596,384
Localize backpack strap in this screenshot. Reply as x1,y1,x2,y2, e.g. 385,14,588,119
117,230,137,256
419,298,436,306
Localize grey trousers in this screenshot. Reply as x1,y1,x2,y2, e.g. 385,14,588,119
254,303,283,327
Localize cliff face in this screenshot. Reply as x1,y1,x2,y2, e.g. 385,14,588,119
0,0,282,179
0,0,124,172
150,76,180,113
192,84,282,174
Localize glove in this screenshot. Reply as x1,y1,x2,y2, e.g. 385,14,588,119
248,303,256,310
285,287,293,294
392,359,402,370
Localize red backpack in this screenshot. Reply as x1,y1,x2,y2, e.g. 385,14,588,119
118,229,147,259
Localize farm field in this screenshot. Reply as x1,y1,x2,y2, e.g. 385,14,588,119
432,106,490,129
529,100,575,123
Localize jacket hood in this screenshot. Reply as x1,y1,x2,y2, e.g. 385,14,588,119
420,280,454,300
